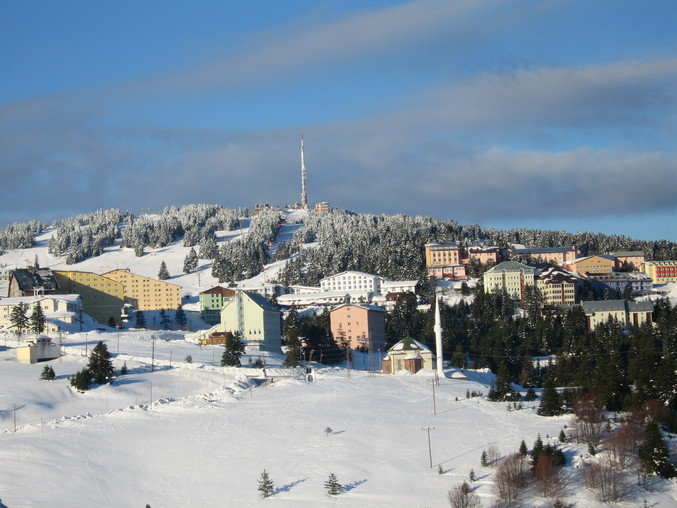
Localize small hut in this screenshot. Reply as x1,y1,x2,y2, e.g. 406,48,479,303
381,336,434,374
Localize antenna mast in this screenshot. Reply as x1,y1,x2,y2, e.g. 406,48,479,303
300,134,308,209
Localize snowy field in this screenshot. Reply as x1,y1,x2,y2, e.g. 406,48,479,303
1,331,676,507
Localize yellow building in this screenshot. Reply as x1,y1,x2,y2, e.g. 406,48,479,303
562,255,615,275
104,269,181,311
53,271,124,324
640,260,677,284
425,242,462,267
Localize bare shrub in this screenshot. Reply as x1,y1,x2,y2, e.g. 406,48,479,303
534,454,567,498
583,457,631,502
493,453,530,506
447,481,481,508
486,444,502,467
602,421,642,470
570,396,605,446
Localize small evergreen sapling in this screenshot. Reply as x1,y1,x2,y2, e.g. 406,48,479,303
120,361,128,375
480,450,489,467
158,261,170,280
324,473,342,496
518,440,528,457
40,365,56,380
258,470,274,498
468,469,476,482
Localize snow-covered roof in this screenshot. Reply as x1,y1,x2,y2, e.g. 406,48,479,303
388,336,431,353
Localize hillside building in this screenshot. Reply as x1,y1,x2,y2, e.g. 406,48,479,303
53,270,124,325
511,247,578,265
330,303,386,352
7,268,59,297
381,336,434,374
536,267,577,306
641,260,677,284
0,295,82,334
610,251,645,271
103,269,181,311
199,286,237,325
562,255,615,275
482,261,536,303
188,290,282,353
580,300,653,332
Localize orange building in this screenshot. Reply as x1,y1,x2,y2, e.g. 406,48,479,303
53,270,124,324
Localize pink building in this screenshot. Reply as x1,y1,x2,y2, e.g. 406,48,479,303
330,303,386,352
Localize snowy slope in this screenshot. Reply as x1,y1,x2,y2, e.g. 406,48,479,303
1,331,676,507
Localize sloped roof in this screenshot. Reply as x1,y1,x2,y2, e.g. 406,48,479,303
388,336,431,353
485,261,535,274
581,299,654,314
241,290,279,313
10,268,59,292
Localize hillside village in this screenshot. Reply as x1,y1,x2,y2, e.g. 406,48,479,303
0,204,675,507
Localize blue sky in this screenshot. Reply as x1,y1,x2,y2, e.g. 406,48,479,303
1,0,676,241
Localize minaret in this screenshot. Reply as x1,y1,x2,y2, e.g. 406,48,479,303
300,133,308,209
434,292,445,378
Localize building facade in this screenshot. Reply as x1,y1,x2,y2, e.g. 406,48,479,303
7,268,59,297
610,251,646,271
330,303,386,352
103,269,181,311
483,261,536,302
188,291,282,353
580,300,653,331
381,336,434,374
536,267,577,306
199,286,237,325
320,271,384,295
641,260,677,284
587,272,653,297
511,247,579,265
0,295,82,334
53,270,124,325
562,255,615,275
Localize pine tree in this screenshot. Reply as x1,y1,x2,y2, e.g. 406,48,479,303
324,473,342,496
40,365,56,380
174,306,187,329
638,420,676,478
158,261,170,280
29,302,46,335
283,325,302,368
87,341,115,385
221,331,245,367
518,440,528,457
160,309,170,330
481,450,489,467
257,470,274,498
10,303,29,339
120,361,128,375
135,310,146,329
70,368,91,391
538,372,561,416
183,247,198,273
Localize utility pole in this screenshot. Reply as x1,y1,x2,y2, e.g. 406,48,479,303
422,427,435,468
85,332,88,357
117,330,120,354
429,378,437,415
151,336,156,372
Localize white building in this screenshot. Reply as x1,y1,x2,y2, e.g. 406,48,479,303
0,295,82,334
320,271,385,295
